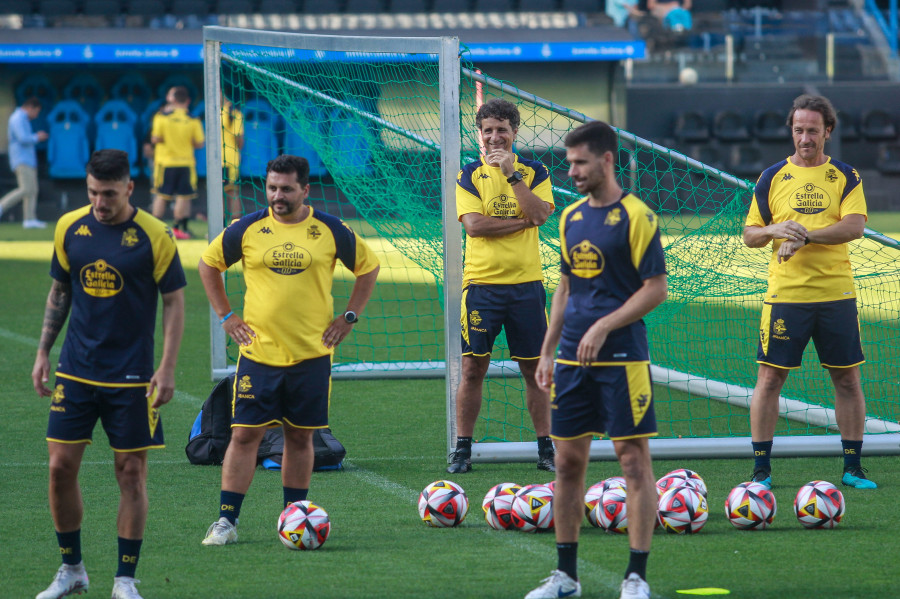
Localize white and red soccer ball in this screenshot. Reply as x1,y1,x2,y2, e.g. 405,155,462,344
793,480,844,529
591,485,628,534
418,480,469,528
277,500,331,550
510,484,554,532
658,485,708,534
656,468,707,498
725,482,777,530
483,482,521,531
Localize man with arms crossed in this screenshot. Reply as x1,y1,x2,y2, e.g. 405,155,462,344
200,155,379,545
744,94,876,490
528,121,667,599
33,149,186,599
449,97,556,474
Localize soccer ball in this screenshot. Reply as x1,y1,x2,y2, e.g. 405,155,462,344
510,485,554,532
277,500,331,550
793,481,844,529
602,476,627,492
656,468,707,498
482,482,521,513
584,482,606,520
486,493,518,530
592,486,628,534
725,482,777,530
658,486,709,534
418,480,468,528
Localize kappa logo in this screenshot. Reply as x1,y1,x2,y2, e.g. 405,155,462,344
604,208,621,226
258,226,274,235
781,173,794,182
477,173,490,179
646,211,656,224
570,211,583,222
75,224,92,236
637,393,650,408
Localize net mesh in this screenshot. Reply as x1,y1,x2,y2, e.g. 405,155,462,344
214,41,900,444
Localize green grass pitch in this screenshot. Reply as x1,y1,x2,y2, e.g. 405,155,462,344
2,223,899,598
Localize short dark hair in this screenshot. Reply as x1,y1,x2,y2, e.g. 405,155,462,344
170,86,190,105
86,149,131,182
564,120,618,157
787,94,837,133
266,154,310,186
22,97,41,109
475,98,520,131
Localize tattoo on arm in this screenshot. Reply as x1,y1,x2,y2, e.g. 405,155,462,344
39,280,71,353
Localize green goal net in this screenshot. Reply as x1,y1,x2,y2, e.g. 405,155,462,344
203,28,900,459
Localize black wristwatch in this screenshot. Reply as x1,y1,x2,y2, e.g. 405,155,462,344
507,171,524,185
343,310,358,324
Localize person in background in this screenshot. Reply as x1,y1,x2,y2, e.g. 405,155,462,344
1,97,49,228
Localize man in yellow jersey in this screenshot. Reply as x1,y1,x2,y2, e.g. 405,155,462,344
744,94,876,490
449,97,556,474
199,155,379,546
32,149,186,599
527,121,667,599
221,95,244,217
151,86,205,239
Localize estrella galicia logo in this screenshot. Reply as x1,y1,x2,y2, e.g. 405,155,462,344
790,182,830,215
263,242,312,275
80,259,124,298
487,194,519,219
568,240,604,278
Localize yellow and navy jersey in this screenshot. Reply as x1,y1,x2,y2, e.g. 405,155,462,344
151,107,204,167
557,194,666,364
221,105,243,169
746,157,867,303
49,206,187,385
201,206,379,366
456,154,554,287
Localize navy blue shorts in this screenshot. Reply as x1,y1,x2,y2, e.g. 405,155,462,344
153,165,197,199
233,354,331,429
551,362,657,441
46,377,164,452
757,299,864,369
460,281,547,359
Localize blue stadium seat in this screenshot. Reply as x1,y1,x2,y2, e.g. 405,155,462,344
191,101,207,178
94,100,140,177
239,98,280,179
282,99,327,177
329,101,373,178
111,73,154,115
63,73,105,118
46,100,91,179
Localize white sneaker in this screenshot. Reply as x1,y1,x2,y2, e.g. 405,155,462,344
619,572,651,599
525,570,581,599
36,562,89,599
23,219,47,229
201,517,237,546
111,577,142,599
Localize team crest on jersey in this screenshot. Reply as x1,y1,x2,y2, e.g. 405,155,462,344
121,227,139,247
488,194,519,219
308,224,321,239
790,182,830,215
80,259,124,298
75,224,92,236
569,240,604,278
604,208,621,226
825,168,838,183
264,242,312,275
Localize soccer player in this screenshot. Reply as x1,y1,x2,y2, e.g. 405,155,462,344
150,86,205,239
744,94,876,490
32,149,186,599
221,95,245,217
199,154,379,546
1,97,49,228
449,97,556,474
527,121,667,599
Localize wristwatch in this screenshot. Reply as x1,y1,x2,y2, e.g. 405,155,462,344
343,310,358,324
507,171,524,185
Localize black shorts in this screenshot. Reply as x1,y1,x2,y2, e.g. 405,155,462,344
153,165,197,200
232,354,331,429
551,362,657,441
460,281,547,359
757,299,864,369
46,376,164,452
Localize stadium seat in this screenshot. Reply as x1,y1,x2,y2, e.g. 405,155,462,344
170,0,210,15
473,0,513,11
860,108,897,141
239,98,281,178
329,101,374,178
82,0,121,15
836,109,858,141
125,0,166,16
302,0,342,13
752,109,789,142
433,0,469,11
2,0,36,15
38,0,78,16
712,109,751,142
191,101,207,178
63,73,105,117
876,142,900,175
46,100,91,179
110,73,154,116
560,0,600,12
282,99,328,177
727,142,764,179
345,0,384,12
673,110,710,143
94,100,140,177
519,0,555,10
258,0,298,12
214,0,254,13
687,143,724,172
389,0,429,11
156,75,201,110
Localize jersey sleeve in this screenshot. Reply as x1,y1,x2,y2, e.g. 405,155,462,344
558,204,573,277
456,165,483,220
745,194,766,228
624,196,666,278
49,219,72,282
528,162,555,208
349,232,380,276
193,117,206,146
839,166,867,219
150,112,163,140
149,229,187,293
